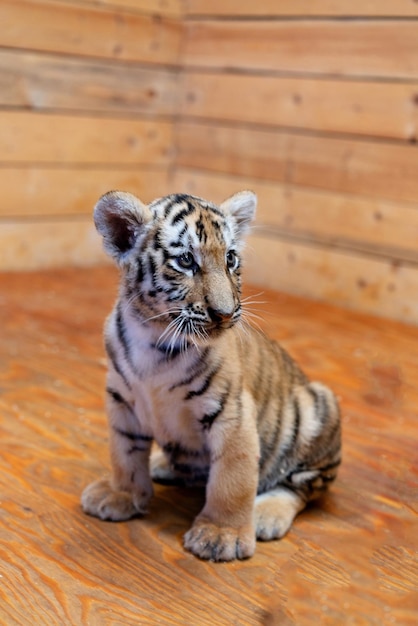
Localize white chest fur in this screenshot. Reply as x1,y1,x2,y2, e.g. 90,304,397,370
105,305,216,454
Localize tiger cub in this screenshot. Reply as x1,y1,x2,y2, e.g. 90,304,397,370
81,189,341,562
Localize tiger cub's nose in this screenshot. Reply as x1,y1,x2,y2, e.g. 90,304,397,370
207,306,234,324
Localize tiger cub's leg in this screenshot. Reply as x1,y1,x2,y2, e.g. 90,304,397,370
81,389,154,521
255,381,341,540
184,411,259,561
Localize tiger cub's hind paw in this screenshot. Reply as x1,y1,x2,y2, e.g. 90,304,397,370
255,488,305,541
81,476,143,521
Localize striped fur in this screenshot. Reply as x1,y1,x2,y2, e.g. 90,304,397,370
81,190,341,561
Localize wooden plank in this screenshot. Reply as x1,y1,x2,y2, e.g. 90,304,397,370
0,220,108,271
176,122,418,204
0,112,173,164
181,71,418,141
72,0,183,17
0,0,182,65
0,167,170,217
245,233,418,325
183,20,418,79
173,169,418,264
185,0,418,18
0,50,179,115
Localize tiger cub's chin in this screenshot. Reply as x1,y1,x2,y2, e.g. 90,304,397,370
81,189,341,562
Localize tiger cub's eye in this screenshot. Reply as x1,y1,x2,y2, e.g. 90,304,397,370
226,250,239,271
176,252,196,270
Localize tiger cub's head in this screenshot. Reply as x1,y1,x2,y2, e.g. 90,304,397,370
94,190,256,344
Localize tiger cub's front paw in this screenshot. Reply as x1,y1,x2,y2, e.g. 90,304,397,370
184,517,255,561
81,476,151,521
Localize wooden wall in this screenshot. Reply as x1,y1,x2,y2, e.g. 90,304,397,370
2,1,418,324
0,0,182,270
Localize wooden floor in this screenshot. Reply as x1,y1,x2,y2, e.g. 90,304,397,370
0,267,417,626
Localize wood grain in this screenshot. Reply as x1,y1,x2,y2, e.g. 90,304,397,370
75,0,183,17
0,49,179,115
0,112,173,164
181,71,418,141
176,121,418,204
0,0,182,65
0,266,416,625
185,0,418,17
0,167,170,218
173,168,418,265
0,220,107,270
245,232,418,325
183,20,418,79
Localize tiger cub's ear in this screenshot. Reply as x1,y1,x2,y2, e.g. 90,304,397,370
94,191,152,262
220,190,257,239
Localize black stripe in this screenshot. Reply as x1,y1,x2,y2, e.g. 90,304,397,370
162,270,180,282
115,303,137,374
169,224,188,248
259,414,280,473
209,217,222,232
168,239,184,249
185,363,221,400
319,458,342,473
281,349,296,377
104,338,131,390
256,370,273,426
324,419,341,452
162,441,204,459
153,232,164,251
136,258,145,284
169,348,210,391
307,385,329,426
152,341,184,360
163,194,188,218
167,287,189,302
171,201,196,225
147,253,160,289
114,427,153,442
288,397,301,450
106,387,129,406
207,206,224,219
307,384,320,407
195,217,207,243
200,384,231,430
163,283,181,296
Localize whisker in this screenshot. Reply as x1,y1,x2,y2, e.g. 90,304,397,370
121,291,142,314
242,309,266,324
170,319,184,346
241,291,265,303
240,312,265,338
187,321,200,351
142,308,182,325
156,317,181,347
121,290,183,325
235,319,249,347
